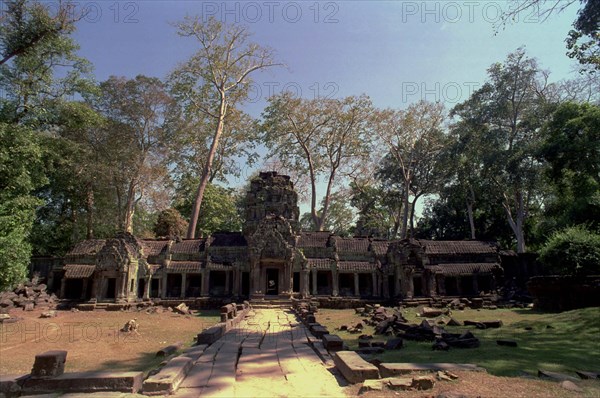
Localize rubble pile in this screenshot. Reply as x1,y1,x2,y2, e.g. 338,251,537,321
0,277,57,315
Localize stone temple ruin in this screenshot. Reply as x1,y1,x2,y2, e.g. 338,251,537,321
49,172,503,304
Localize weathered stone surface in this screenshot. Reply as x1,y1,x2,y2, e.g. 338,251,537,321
175,302,191,315
447,317,463,326
357,347,385,355
22,371,143,394
322,334,344,351
180,344,208,361
411,375,435,390
0,374,27,396
380,363,483,377
143,356,193,395
386,377,413,390
197,324,225,345
156,342,183,357
333,351,380,384
31,350,67,378
576,370,600,379
311,325,329,339
384,338,403,350
359,379,383,393
560,380,583,392
420,307,444,317
538,370,579,382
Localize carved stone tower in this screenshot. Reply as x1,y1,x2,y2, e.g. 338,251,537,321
243,171,300,237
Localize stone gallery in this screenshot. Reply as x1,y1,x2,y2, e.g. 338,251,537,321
53,172,502,303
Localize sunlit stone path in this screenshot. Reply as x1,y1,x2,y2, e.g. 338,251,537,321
173,308,345,397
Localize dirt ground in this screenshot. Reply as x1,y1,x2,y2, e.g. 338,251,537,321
0,306,220,375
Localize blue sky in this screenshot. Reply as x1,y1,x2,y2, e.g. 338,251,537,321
71,1,582,211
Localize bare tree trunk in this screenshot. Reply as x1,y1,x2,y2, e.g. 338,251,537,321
400,179,411,239
503,190,527,253
85,182,94,239
467,186,476,240
316,169,337,231
187,95,227,239
123,179,137,233
408,193,422,238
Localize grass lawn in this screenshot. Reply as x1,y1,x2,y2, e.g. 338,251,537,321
317,306,600,377
0,308,220,376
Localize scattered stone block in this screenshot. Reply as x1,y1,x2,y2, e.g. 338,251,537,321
420,307,443,317
411,375,435,390
359,379,383,393
538,370,580,382
197,324,225,345
497,340,518,347
311,325,329,339
322,334,344,351
143,357,193,395
333,351,380,384
384,338,403,350
156,342,183,357
447,317,463,326
22,371,143,394
386,377,413,390
357,347,384,355
576,370,599,379
31,350,67,378
560,380,583,392
39,310,57,318
175,303,190,315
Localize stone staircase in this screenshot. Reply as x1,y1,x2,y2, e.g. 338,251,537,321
250,298,293,309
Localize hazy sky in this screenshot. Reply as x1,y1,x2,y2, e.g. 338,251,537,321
71,1,582,209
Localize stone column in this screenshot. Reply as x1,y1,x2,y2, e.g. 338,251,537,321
382,274,390,299
354,273,360,296
117,272,127,302
332,270,339,297
311,269,318,296
225,271,230,295
90,276,99,301
180,273,187,298
144,277,151,299
372,271,377,297
394,268,401,297
301,269,310,298
161,272,168,299
406,272,414,299
201,270,210,296
427,273,437,297
473,276,479,295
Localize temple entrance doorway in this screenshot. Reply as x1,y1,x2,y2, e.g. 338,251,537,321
266,268,279,296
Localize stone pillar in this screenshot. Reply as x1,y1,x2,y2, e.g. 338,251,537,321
406,273,414,299
161,272,168,299
90,276,99,301
301,269,310,298
144,277,151,299
201,270,210,296
311,269,318,296
372,272,377,297
383,274,390,299
428,273,437,297
332,270,339,297
180,273,187,298
473,276,479,295
117,272,127,302
354,273,360,297
225,271,230,295
394,268,401,297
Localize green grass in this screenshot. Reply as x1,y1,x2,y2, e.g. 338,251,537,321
317,306,600,377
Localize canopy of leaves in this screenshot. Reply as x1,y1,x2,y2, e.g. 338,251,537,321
539,226,600,276
154,208,188,238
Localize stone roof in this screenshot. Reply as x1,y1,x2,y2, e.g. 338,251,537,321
298,232,332,248
67,240,106,256
425,263,501,276
171,239,207,254
333,237,371,253
337,261,375,272
412,240,498,255
167,261,203,272
207,262,233,270
210,232,247,247
142,240,169,257
307,258,332,270
63,264,95,278
370,240,390,256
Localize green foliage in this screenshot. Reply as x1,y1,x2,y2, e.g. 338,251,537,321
0,123,45,290
566,0,600,73
539,226,600,276
173,176,242,237
153,208,188,238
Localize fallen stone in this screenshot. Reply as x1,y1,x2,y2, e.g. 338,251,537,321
24,302,34,311
497,340,518,347
538,370,580,382
22,371,143,394
384,338,403,350
39,311,57,318
436,370,458,381
560,380,583,392
357,347,385,355
333,351,380,384
359,379,383,393
432,340,450,351
156,342,183,357
576,370,600,379
386,377,413,390
31,350,67,378
420,307,443,317
411,375,435,390
174,303,190,315
322,334,344,351
447,317,463,326
143,356,193,395
379,363,483,377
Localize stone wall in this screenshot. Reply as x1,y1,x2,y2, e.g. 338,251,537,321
527,276,600,311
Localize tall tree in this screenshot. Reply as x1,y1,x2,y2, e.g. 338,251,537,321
262,93,373,230
89,75,173,233
372,101,446,239
451,49,554,252
170,16,280,238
